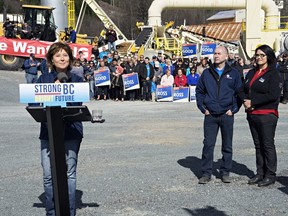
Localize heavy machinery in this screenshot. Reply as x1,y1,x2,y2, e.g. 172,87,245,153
130,0,286,59
0,2,94,71
0,0,133,70
0,4,58,70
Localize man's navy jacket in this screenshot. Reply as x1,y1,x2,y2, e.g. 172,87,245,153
196,63,242,115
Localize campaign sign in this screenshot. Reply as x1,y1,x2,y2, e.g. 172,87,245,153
189,86,197,102
182,44,197,58
94,69,111,86
122,73,140,91
201,43,216,55
156,85,173,102
19,83,89,107
173,87,189,102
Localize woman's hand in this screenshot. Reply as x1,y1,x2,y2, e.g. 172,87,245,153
244,99,252,110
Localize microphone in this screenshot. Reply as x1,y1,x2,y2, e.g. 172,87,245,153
57,72,68,83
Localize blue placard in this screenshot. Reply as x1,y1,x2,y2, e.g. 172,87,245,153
94,69,111,86
201,43,217,55
122,73,140,91
19,83,89,107
182,44,197,58
156,85,173,102
173,87,189,102
189,86,196,102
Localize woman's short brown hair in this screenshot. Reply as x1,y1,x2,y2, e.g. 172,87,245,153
46,42,74,71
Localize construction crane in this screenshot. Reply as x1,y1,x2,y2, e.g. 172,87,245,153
75,0,128,44
67,0,76,29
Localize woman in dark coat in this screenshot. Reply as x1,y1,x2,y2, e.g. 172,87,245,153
239,44,282,187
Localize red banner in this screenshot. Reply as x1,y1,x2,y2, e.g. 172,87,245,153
0,36,92,59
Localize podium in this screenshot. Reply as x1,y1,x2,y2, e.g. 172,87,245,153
26,105,92,216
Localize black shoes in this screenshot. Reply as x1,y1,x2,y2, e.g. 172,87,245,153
257,177,275,187
248,175,275,187
221,175,231,183
248,175,263,185
198,176,211,184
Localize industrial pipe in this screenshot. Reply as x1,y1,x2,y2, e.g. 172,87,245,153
148,0,279,29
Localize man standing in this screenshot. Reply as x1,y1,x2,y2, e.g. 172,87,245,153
196,46,242,184
68,26,76,43
105,25,117,52
23,53,40,83
139,57,155,101
277,52,288,104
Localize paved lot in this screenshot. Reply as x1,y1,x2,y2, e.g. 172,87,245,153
0,70,288,216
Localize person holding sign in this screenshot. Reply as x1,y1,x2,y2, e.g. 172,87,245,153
174,69,187,88
196,46,242,184
187,66,200,86
96,60,109,100
160,68,174,86
125,61,137,101
36,42,84,216
111,64,124,101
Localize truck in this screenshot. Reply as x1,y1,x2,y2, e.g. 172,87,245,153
0,3,93,71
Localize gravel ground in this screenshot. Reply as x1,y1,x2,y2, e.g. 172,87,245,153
0,70,288,216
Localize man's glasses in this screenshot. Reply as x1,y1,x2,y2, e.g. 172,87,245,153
255,54,266,58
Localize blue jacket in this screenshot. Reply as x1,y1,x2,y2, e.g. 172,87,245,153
70,30,76,43
36,70,83,141
163,64,175,75
40,59,49,75
196,63,242,115
187,73,200,86
24,59,39,75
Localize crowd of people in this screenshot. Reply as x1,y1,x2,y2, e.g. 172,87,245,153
23,40,288,104
68,45,260,102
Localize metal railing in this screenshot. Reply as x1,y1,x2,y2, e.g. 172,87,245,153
155,37,181,56
241,16,288,31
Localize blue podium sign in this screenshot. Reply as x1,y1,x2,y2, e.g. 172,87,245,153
19,83,89,107
173,87,189,102
156,85,173,102
94,69,111,86
122,73,140,91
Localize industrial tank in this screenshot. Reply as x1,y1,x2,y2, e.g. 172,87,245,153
41,0,68,32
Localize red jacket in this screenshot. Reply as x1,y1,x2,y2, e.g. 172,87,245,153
174,74,187,87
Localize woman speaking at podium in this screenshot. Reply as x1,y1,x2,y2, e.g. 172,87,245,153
36,42,83,216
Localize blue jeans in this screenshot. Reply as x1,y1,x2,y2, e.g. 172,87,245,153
89,78,95,99
25,73,38,83
41,139,81,216
108,41,116,52
201,114,234,176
